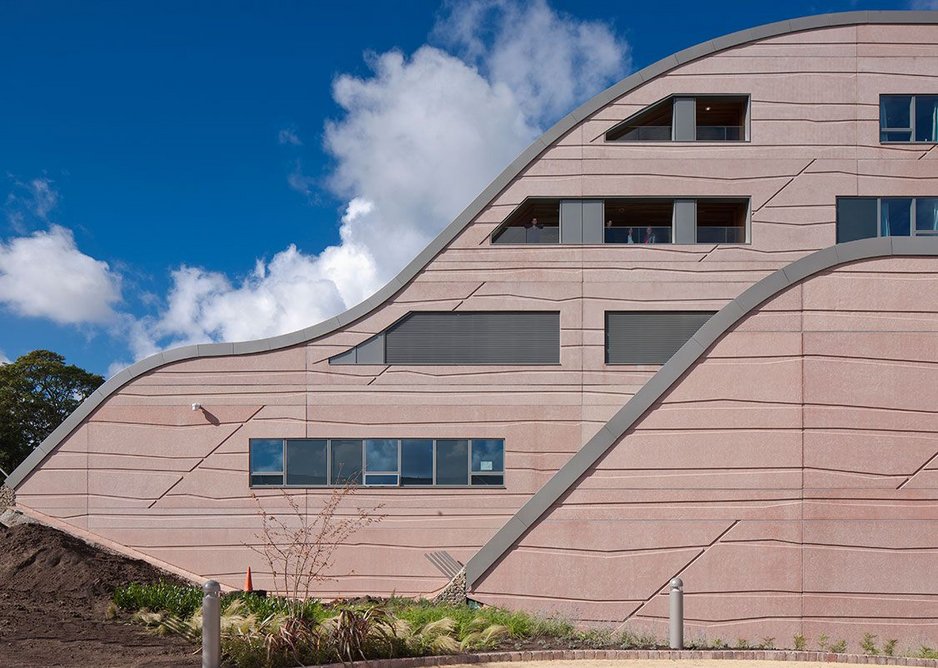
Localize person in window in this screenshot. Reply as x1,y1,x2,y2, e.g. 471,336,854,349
627,227,634,244
526,216,541,243
644,225,655,244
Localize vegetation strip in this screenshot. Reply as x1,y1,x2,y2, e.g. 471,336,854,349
313,650,938,668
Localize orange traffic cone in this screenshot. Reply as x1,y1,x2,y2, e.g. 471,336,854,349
244,566,253,592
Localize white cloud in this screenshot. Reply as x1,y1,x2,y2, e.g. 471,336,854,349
433,0,630,126
104,1,630,361
278,127,303,146
0,350,9,365
0,225,122,325
5,176,60,231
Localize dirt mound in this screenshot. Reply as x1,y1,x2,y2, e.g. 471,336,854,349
0,521,199,667
0,523,180,600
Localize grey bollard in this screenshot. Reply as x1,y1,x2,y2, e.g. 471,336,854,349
202,580,221,668
669,577,684,650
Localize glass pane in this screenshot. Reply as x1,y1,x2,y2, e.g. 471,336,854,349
881,198,912,237
401,439,433,486
881,130,913,142
365,439,398,472
471,439,504,473
471,474,504,486
915,96,938,142
250,474,283,486
435,439,469,485
250,439,283,473
331,439,363,485
836,198,878,243
364,474,399,486
916,198,938,233
881,95,912,130
286,439,327,486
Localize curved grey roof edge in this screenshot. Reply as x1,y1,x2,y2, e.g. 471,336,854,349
464,236,938,587
6,9,937,493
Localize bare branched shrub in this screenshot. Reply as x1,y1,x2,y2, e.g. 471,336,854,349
248,486,384,608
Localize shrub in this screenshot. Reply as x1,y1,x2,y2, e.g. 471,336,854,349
793,633,807,651
861,633,879,655
883,639,898,657
830,639,848,654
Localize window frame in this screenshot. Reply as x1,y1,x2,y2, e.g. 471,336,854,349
836,196,938,240
248,438,506,489
604,94,751,144
880,94,938,144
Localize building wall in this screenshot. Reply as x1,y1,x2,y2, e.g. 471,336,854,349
12,19,938,632
472,255,938,646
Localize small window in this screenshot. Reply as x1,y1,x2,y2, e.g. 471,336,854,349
492,199,560,244
401,439,434,486
286,439,327,486
331,439,363,485
604,199,673,244
249,439,284,486
881,95,938,143
696,200,748,243
436,439,469,485
471,439,504,486
364,439,399,486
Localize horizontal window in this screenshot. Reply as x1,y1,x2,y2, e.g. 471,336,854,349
248,438,504,488
605,95,749,142
331,311,560,365
837,197,938,243
880,95,938,143
606,311,715,364
493,197,749,246
491,199,560,244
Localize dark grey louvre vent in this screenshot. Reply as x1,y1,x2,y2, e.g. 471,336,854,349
385,312,559,364
606,311,714,364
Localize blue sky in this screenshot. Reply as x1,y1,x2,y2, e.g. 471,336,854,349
0,0,926,376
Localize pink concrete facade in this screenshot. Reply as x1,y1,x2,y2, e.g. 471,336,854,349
9,17,938,647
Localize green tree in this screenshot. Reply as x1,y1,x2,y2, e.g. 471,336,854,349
0,350,104,478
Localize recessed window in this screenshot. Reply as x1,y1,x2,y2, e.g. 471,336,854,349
249,438,505,488
836,197,938,242
604,199,673,244
606,312,715,364
606,95,748,142
880,95,938,143
696,200,748,243
492,199,560,244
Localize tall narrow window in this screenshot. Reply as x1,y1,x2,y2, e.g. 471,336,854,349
331,439,363,485
401,439,434,486
471,439,504,486
364,439,399,486
436,439,469,485
249,439,284,486
881,95,938,143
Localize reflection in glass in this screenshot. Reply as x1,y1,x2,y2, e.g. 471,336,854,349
286,439,327,486
436,439,469,485
915,96,938,142
365,439,398,472
881,198,913,237
331,439,363,485
250,439,283,473
471,439,504,473
401,439,433,486
916,198,938,234
364,474,398,486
